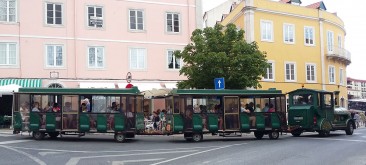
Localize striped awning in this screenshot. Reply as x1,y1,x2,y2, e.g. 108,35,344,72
0,79,42,88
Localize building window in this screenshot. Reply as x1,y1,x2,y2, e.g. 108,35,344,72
285,63,296,81
304,26,315,45
340,68,344,85
327,31,334,52
0,0,16,22
46,3,62,25
261,20,273,42
167,50,181,69
283,23,294,44
166,13,180,33
329,66,335,84
129,9,144,30
263,62,274,81
306,64,316,82
0,42,16,65
338,35,342,49
46,45,63,67
129,48,146,70
88,47,104,68
88,6,103,28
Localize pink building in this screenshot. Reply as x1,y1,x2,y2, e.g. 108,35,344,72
0,0,203,91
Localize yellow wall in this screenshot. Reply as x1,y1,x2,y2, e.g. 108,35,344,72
221,0,349,103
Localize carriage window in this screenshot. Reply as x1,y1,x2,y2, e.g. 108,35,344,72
174,97,184,114
92,96,106,113
240,98,254,113
224,97,239,113
192,98,206,113
207,97,221,113
31,95,58,112
136,96,143,113
323,94,333,108
292,94,313,105
63,95,79,112
165,96,173,114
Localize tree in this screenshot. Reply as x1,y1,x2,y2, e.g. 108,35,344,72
174,23,269,89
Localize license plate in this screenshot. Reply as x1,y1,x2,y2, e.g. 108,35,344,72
294,117,303,120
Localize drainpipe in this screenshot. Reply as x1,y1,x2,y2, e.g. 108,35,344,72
318,11,326,90
74,0,77,80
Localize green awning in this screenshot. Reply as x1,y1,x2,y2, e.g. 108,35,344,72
0,79,42,88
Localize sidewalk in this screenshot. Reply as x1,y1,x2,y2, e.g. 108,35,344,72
0,128,13,134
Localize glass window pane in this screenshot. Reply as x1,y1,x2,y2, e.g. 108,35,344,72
56,46,62,66
9,44,16,64
0,44,6,64
47,46,54,66
89,48,95,67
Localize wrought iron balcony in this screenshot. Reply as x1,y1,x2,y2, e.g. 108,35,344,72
326,45,351,65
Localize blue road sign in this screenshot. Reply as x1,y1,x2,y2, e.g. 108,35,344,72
214,78,225,90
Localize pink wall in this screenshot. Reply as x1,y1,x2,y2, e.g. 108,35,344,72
0,0,200,87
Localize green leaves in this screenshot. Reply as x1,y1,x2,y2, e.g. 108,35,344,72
176,23,268,89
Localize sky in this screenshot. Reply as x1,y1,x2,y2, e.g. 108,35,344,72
202,0,366,80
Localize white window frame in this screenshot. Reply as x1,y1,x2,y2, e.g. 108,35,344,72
327,31,334,52
305,63,317,83
167,50,181,70
263,61,275,81
337,35,342,49
45,2,63,25
0,42,17,66
261,20,273,42
166,12,180,33
0,0,17,22
339,68,344,85
128,9,144,31
87,46,105,69
283,23,295,44
45,44,64,68
129,48,147,70
329,65,335,84
87,5,104,28
284,62,296,82
304,26,315,46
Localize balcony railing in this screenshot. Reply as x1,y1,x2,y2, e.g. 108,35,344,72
326,45,351,65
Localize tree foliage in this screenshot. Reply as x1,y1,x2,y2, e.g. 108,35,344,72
174,23,268,89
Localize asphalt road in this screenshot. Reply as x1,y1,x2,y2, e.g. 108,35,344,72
0,127,366,165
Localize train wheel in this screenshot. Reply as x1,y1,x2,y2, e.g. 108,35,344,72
192,133,203,142
269,131,279,140
32,132,45,140
114,133,126,143
291,129,302,137
345,121,354,135
319,130,330,137
254,131,264,140
48,132,59,139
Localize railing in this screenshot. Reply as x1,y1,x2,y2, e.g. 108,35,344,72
326,45,351,64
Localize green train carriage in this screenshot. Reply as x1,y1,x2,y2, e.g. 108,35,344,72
153,88,287,142
12,87,143,142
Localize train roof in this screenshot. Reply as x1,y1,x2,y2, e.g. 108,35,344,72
288,88,334,94
169,88,283,96
16,87,141,95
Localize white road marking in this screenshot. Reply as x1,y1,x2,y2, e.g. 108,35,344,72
0,134,14,137
0,140,32,145
0,145,47,165
39,151,65,156
111,158,164,165
310,138,366,143
65,150,198,165
12,144,226,154
151,143,247,165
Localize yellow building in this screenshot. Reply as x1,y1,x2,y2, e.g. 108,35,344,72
219,0,351,107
